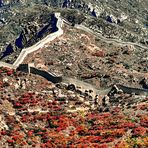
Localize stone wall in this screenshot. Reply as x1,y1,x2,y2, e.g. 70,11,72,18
16,64,62,83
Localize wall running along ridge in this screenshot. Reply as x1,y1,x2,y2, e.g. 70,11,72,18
0,14,148,96
0,13,63,69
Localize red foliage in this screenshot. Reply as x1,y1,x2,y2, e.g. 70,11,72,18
12,134,23,141
133,126,147,136
7,71,13,76
119,122,135,128
0,75,147,148
92,50,105,57
27,130,34,137
140,117,148,127
101,137,114,143
7,139,14,143
1,130,7,135
14,102,22,107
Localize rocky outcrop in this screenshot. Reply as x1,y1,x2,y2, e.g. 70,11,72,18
0,12,58,61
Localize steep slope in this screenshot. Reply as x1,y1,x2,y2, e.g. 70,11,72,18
1,0,148,54
0,65,147,147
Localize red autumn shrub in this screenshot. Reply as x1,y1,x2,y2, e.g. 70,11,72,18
14,102,22,107
119,122,135,128
7,71,13,76
27,130,34,137
101,137,114,143
7,139,14,143
140,116,148,127
1,130,7,135
132,126,147,137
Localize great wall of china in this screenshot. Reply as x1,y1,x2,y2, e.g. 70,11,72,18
0,13,63,69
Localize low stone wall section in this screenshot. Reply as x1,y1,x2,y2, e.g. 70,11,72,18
16,64,62,83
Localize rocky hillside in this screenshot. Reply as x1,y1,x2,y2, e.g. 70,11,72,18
0,1,148,147
0,0,148,60
0,66,148,147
